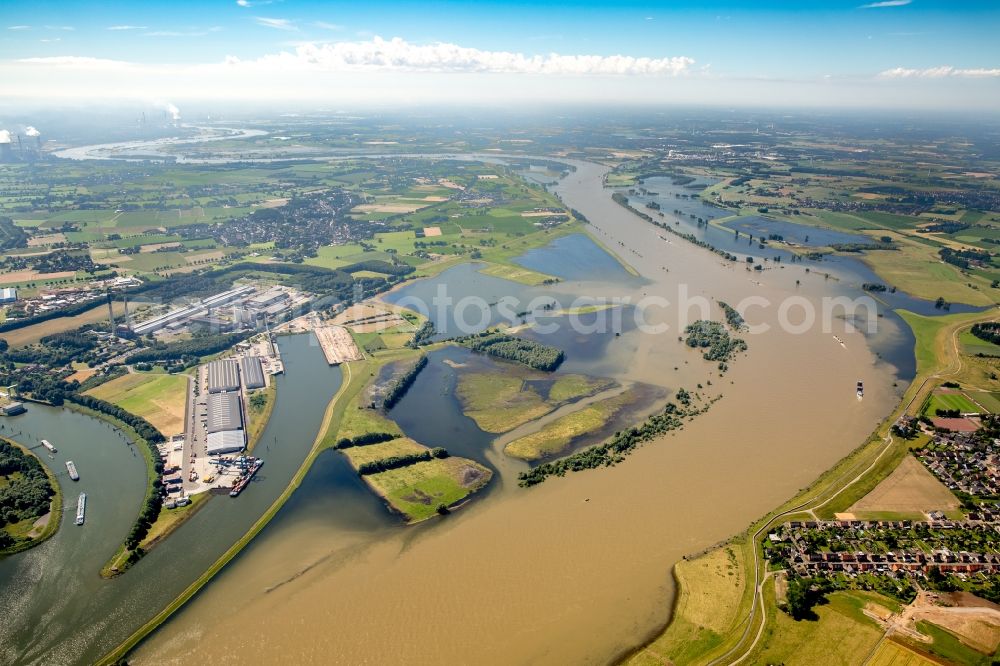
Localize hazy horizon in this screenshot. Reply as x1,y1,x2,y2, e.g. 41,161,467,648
2,0,998,111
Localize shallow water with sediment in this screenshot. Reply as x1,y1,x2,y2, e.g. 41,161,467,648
133,160,905,665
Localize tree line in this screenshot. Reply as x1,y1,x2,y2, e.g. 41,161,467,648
519,396,701,487
333,432,397,450
357,447,448,475
383,355,427,409
66,393,166,567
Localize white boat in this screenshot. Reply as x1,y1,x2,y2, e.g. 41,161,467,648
75,493,87,526
41,439,56,453
857,380,864,400
65,460,79,481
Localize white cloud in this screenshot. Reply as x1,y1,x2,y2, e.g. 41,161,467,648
17,55,131,69
255,17,296,31
107,25,148,31
880,65,1000,78
144,27,221,37
44,25,74,31
234,36,695,75
859,0,912,7
8,25,31,30
237,0,275,6
314,21,345,31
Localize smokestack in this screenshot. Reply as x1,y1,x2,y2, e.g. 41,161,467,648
107,290,116,333
123,289,131,327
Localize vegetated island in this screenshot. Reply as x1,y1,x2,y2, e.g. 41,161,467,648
517,315,745,485
455,330,565,371
684,319,748,373
0,438,61,554
455,368,614,434
518,388,712,487
334,352,492,523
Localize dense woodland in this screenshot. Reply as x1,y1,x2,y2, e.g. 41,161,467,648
0,439,55,551
457,331,564,371
684,320,748,364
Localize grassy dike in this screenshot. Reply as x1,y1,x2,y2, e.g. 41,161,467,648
97,359,367,666
627,306,999,665
0,437,64,556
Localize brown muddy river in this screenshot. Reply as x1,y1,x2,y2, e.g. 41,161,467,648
134,159,902,664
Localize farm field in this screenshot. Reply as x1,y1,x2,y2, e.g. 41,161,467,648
1,301,127,348
867,640,938,666
85,372,188,436
848,456,959,517
747,587,885,665
923,391,983,415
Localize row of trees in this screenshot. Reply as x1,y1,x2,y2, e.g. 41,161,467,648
357,447,448,475
65,394,166,565
407,321,436,348
971,322,1000,346
333,432,397,450
129,332,249,364
383,355,427,409
519,398,697,487
716,301,746,331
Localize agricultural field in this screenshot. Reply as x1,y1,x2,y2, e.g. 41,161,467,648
746,587,886,665
0,301,126,348
848,456,959,518
85,372,188,436
867,640,938,666
923,390,984,416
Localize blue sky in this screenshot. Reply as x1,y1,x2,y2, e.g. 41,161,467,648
2,0,998,108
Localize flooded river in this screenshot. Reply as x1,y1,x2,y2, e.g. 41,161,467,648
132,159,906,665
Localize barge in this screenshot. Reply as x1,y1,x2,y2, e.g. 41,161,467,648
229,457,264,497
65,460,79,481
75,492,86,526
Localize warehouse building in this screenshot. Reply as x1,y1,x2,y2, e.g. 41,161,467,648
206,430,245,455
239,356,266,390
0,288,18,303
206,391,244,434
207,359,240,393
